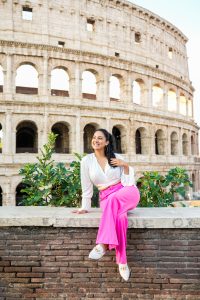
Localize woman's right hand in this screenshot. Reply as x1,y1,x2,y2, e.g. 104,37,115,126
72,209,88,214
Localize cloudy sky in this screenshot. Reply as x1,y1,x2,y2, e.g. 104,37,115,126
130,0,200,126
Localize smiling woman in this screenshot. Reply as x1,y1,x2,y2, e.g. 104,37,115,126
72,128,140,281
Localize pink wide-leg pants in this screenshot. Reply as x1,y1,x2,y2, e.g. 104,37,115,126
96,182,140,264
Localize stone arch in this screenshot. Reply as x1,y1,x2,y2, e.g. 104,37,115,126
16,182,27,206
0,65,3,93
51,122,70,153
15,63,38,94
0,185,2,206
171,131,178,155
0,123,2,153
155,129,165,155
16,121,38,153
83,123,99,153
135,127,148,155
152,84,163,107
112,125,126,154
109,74,121,100
82,69,97,99
132,79,145,105
167,89,177,112
182,133,188,156
51,67,69,97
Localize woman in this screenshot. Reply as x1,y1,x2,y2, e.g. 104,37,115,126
73,129,140,281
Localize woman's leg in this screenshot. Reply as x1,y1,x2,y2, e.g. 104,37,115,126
96,185,140,263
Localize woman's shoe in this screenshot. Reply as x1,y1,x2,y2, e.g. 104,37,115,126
88,244,106,260
119,263,131,281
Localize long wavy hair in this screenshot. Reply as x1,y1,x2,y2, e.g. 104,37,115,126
93,128,117,168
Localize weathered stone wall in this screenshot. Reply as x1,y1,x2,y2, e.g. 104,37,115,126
0,226,200,300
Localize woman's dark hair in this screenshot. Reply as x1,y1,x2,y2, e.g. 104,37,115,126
93,128,117,168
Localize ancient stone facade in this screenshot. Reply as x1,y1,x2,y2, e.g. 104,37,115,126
0,0,199,205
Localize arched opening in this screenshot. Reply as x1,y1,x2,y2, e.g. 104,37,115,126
167,89,177,112
179,94,187,115
82,70,97,99
0,124,2,153
171,132,178,155
16,121,38,153
192,173,196,192
16,63,38,94
110,75,120,100
182,133,188,156
152,84,163,107
51,122,70,153
155,129,165,155
51,67,69,97
83,124,98,153
191,135,195,155
112,127,122,154
0,186,2,206
0,65,3,93
135,127,148,155
16,182,27,206
132,80,141,105
135,129,141,154
188,99,193,117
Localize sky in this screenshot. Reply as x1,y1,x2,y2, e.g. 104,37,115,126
129,0,200,127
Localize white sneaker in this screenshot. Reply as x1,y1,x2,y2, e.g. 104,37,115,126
88,244,106,260
119,263,131,281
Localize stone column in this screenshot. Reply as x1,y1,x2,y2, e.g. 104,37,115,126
76,113,82,153
102,68,110,106
4,110,13,156
41,112,49,147
42,55,49,97
4,54,14,96
72,62,82,100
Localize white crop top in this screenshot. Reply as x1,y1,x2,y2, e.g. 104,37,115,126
80,153,136,210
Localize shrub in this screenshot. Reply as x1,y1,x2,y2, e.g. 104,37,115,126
19,132,99,207
137,167,193,207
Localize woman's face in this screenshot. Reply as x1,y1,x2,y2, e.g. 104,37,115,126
91,131,109,151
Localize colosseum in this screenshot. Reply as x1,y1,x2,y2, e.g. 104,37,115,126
0,0,199,206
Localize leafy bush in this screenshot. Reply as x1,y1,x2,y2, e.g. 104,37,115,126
19,132,99,207
137,167,193,207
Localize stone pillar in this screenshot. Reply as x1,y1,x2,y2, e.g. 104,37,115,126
4,110,13,156
73,62,82,100
102,68,110,106
147,77,152,107
129,118,135,155
4,54,14,96
76,113,82,153
41,112,49,147
42,55,49,96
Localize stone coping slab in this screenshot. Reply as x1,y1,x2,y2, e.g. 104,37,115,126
0,206,199,228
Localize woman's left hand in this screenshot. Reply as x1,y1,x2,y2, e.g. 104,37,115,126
110,158,128,168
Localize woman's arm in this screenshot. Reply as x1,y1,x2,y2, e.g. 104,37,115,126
72,156,93,214
111,154,136,186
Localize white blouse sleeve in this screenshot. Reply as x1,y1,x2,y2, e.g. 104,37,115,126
116,154,136,186
80,156,93,210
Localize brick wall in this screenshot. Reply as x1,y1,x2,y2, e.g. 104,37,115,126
0,227,200,300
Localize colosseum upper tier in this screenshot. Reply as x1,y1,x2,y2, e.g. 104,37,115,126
0,0,199,205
